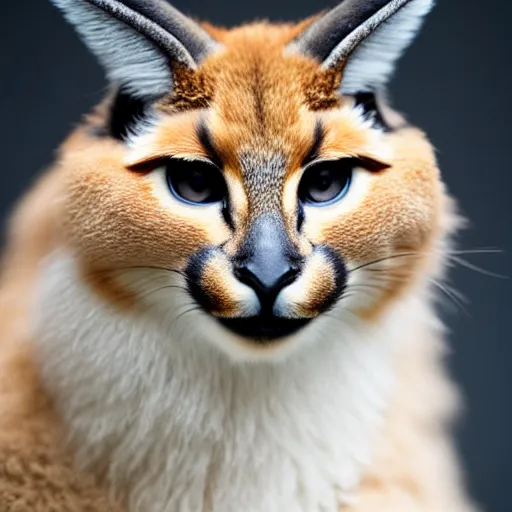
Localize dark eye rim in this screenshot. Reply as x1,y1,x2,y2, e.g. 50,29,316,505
298,159,353,207
164,158,227,206
298,156,390,207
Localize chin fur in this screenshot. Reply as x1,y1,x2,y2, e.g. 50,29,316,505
32,248,425,511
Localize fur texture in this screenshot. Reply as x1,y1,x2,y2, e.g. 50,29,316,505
289,0,435,93
50,0,217,99
0,1,478,511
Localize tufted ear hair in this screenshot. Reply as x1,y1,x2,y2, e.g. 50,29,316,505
289,0,434,95
50,0,219,138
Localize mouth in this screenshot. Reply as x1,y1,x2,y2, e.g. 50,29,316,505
217,314,312,343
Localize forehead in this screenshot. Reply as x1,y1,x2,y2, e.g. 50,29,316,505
129,23,383,210
204,24,323,148
156,22,342,158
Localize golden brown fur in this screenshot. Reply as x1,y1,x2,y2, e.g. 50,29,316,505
0,14,475,511
0,173,118,509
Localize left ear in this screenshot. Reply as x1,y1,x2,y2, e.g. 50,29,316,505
289,0,435,95
50,0,220,140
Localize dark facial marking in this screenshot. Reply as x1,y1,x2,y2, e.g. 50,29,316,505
354,155,391,173
196,121,223,169
297,200,305,232
314,245,347,313
353,92,395,132
108,89,148,141
196,121,235,228
185,247,219,312
302,120,325,166
218,316,310,343
221,198,235,230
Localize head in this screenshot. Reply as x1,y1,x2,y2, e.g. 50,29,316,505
50,0,449,360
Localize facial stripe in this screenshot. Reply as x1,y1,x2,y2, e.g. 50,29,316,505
302,119,325,166
196,120,223,169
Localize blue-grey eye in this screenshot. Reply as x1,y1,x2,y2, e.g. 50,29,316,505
166,159,226,205
299,159,353,205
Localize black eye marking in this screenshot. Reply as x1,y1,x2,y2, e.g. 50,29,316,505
165,158,227,205
297,200,305,231
298,157,389,206
196,121,223,170
302,120,325,167
222,198,235,230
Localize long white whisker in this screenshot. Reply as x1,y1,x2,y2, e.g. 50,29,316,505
428,278,469,316
446,255,508,279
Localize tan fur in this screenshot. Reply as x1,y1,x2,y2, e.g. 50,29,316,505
0,16,475,512
0,172,118,509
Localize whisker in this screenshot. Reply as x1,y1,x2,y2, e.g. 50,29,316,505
134,284,189,301
350,247,504,279
348,252,421,273
346,263,471,315
119,272,179,294
171,305,203,330
446,255,508,279
85,265,187,279
447,248,502,255
344,284,384,299
324,309,359,324
428,278,469,316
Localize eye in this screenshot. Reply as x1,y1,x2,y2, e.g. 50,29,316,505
165,159,226,205
298,159,353,206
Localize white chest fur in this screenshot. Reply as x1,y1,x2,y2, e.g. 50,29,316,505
32,252,421,512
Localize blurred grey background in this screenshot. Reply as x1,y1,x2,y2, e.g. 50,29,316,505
1,1,510,510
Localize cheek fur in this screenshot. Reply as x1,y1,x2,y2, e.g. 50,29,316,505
62,146,229,273
300,130,441,321
274,247,345,318
305,135,440,265
80,266,138,311
187,249,260,318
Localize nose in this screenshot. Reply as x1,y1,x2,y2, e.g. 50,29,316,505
234,214,301,310
235,263,300,307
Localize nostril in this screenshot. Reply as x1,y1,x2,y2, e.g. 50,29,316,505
234,263,300,305
234,266,262,293
232,213,303,308
277,266,300,290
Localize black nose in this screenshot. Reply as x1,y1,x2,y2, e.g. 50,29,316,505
234,214,301,310
235,263,300,305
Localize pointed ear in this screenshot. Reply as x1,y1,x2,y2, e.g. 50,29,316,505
50,0,219,100
289,0,434,95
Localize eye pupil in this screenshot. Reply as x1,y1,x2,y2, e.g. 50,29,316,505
189,171,207,192
315,171,333,191
299,160,353,206
166,160,226,205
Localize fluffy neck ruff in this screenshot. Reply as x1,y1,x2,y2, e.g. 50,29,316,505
33,251,433,512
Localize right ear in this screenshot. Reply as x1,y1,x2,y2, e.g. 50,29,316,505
50,0,219,137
